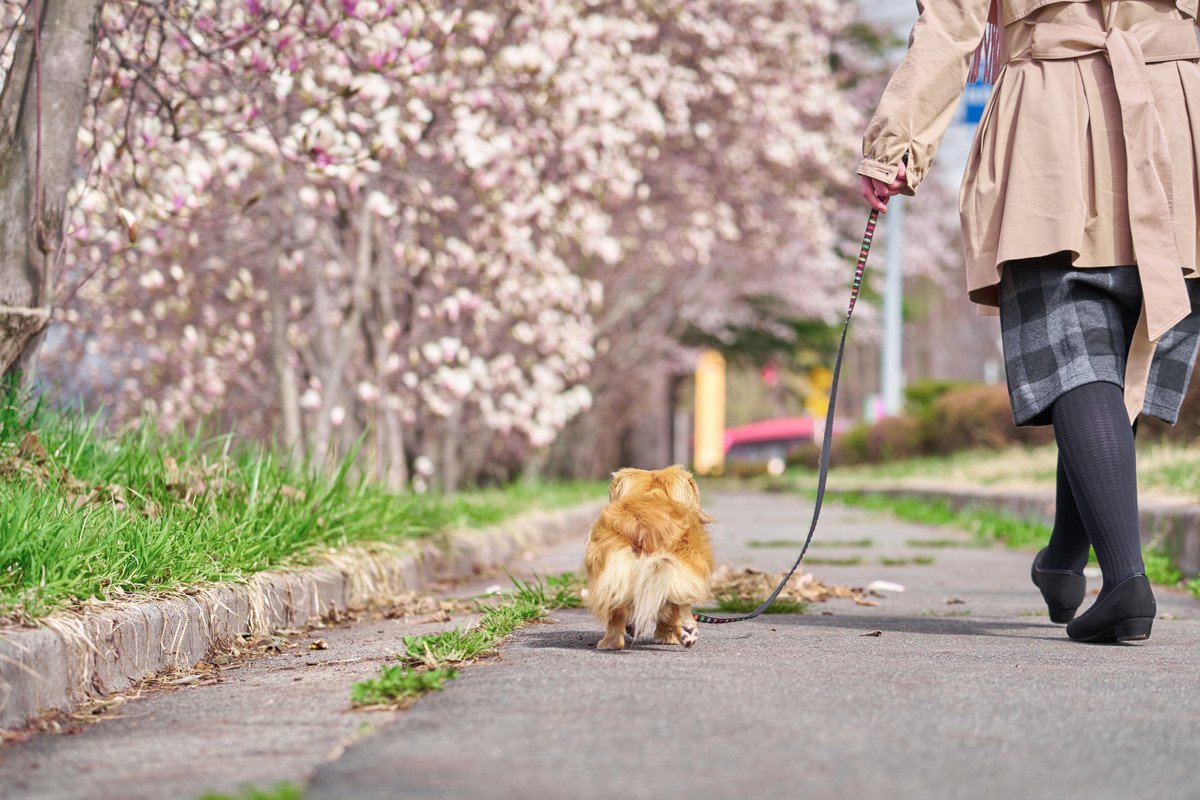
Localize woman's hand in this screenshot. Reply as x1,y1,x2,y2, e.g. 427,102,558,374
859,159,907,212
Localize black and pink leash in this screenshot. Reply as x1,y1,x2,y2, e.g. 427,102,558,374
693,208,880,625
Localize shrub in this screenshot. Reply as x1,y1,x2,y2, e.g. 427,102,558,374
831,421,871,466
785,441,821,470
905,377,975,452
723,460,770,479
930,383,1053,453
864,414,924,462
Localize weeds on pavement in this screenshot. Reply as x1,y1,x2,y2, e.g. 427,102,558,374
197,782,303,800
817,490,1049,550
350,573,581,709
823,490,1200,597
701,594,809,615
802,555,863,566
350,667,460,709
905,537,984,548
879,555,936,566
748,537,873,549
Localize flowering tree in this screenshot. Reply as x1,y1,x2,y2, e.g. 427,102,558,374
3,0,937,487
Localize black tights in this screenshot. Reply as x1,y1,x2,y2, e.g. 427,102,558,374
1041,381,1144,595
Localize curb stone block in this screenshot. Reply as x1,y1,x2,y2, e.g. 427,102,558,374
0,502,600,731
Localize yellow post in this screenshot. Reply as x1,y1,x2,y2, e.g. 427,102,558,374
693,349,726,475
804,365,832,422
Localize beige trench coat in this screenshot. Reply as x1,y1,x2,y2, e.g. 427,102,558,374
857,0,1200,424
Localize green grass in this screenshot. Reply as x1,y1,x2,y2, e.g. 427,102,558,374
815,489,1199,594
879,555,936,566
748,537,873,549
1143,548,1183,587
0,398,604,621
197,783,303,800
802,555,863,566
349,666,459,707
700,594,808,615
813,490,1049,550
351,573,582,708
811,537,874,548
789,439,1200,499
905,537,984,548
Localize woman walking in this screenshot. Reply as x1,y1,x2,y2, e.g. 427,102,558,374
858,0,1200,643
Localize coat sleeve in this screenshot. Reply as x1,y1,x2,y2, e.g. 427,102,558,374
857,0,992,195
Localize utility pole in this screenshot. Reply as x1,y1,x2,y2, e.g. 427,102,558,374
881,195,905,416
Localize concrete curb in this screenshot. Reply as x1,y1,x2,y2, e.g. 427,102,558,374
0,501,601,732
834,483,1200,579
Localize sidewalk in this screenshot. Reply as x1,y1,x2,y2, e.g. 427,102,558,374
2,490,1196,800
301,490,1200,800
0,503,601,731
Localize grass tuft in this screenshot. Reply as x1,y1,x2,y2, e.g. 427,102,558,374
349,666,459,708
700,594,808,615
1142,548,1183,587
748,537,873,549
879,555,936,566
905,537,983,548
197,783,303,800
802,555,863,566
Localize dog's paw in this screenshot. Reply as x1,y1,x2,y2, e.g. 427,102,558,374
597,635,625,651
680,622,699,649
654,628,681,646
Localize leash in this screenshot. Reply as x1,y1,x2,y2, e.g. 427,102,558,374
693,208,880,624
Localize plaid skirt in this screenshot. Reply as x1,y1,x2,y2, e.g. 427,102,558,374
998,253,1200,427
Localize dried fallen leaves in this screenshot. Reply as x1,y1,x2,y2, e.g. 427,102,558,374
381,591,480,620
708,565,879,607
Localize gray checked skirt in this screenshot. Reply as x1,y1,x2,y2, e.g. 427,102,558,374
998,252,1200,427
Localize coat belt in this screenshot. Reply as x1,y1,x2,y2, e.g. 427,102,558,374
1009,19,1199,423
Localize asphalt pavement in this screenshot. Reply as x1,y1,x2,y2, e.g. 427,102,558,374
3,490,1198,800
307,491,1200,800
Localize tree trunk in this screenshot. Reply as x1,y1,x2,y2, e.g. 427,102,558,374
439,410,462,493
0,0,104,383
266,258,303,461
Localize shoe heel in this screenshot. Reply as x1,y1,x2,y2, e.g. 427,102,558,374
1048,607,1076,624
1114,617,1154,642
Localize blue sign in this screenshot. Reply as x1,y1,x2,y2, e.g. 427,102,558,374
961,81,992,125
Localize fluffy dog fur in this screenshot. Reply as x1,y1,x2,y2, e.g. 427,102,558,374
583,465,715,650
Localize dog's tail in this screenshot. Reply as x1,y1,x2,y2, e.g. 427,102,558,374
627,553,708,641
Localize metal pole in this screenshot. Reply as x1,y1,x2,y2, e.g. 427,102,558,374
882,195,905,416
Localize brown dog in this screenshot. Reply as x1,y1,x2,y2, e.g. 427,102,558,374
583,465,715,650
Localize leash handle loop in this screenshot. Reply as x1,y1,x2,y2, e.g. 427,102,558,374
693,208,880,624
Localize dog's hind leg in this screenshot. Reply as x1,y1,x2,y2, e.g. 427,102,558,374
597,605,628,650
655,604,682,645
676,604,699,649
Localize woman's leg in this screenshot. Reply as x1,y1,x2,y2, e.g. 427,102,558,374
1050,381,1145,596
1042,415,1139,572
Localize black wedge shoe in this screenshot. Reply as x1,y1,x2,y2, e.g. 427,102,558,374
1066,573,1156,644
1030,547,1087,624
